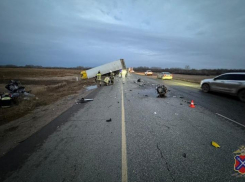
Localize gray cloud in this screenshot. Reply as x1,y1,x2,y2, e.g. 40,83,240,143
0,0,245,68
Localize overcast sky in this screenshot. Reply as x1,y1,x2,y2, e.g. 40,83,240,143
0,0,245,69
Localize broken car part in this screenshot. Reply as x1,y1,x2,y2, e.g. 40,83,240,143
156,85,168,97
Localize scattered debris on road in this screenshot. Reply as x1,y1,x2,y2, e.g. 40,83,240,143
182,153,187,158
76,98,93,104
154,112,157,114
106,118,112,122
179,96,184,98
211,141,220,148
156,85,168,97
137,78,141,82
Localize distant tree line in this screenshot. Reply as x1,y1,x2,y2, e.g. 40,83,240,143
133,66,245,76
0,65,91,70
1,64,244,75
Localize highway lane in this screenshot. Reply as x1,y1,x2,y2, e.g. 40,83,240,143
135,74,245,127
1,74,245,182
125,74,245,181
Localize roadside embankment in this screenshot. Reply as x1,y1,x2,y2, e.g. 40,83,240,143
0,68,97,157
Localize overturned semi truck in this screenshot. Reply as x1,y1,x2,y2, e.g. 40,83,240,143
80,59,126,79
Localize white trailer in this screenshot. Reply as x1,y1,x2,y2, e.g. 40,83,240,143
80,59,126,79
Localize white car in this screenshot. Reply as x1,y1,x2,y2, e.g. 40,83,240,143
145,70,153,76
200,72,245,102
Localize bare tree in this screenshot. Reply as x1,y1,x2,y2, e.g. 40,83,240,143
185,65,190,70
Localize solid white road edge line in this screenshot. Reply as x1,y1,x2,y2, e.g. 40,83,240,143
216,113,245,128
121,83,128,182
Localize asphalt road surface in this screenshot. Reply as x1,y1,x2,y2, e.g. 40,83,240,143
1,73,245,182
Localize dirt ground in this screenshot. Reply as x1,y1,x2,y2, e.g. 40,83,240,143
0,68,92,124
0,68,97,157
134,72,215,83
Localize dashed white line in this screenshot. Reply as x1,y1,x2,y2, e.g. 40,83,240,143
216,113,245,128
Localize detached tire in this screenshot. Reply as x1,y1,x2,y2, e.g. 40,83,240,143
202,83,210,93
238,89,245,102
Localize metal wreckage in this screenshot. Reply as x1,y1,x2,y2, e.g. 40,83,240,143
0,80,35,108
156,84,168,97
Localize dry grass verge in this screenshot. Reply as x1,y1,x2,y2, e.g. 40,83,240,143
0,68,95,125
134,72,216,84
0,68,81,81
0,79,94,125
172,74,215,83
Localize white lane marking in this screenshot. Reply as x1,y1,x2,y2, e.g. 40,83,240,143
216,113,245,128
121,83,128,182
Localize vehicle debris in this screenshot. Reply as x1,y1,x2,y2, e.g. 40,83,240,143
76,98,93,103
211,141,220,148
137,78,141,82
182,153,187,158
106,118,112,122
1,80,35,107
156,85,168,97
0,93,12,108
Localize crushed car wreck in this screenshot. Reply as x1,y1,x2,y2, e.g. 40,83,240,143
0,80,35,108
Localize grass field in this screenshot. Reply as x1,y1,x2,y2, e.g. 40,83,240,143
134,72,216,83
0,68,94,125
0,68,81,81
171,74,215,83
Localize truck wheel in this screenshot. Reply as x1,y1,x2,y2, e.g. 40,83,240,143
238,89,245,102
202,84,210,93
